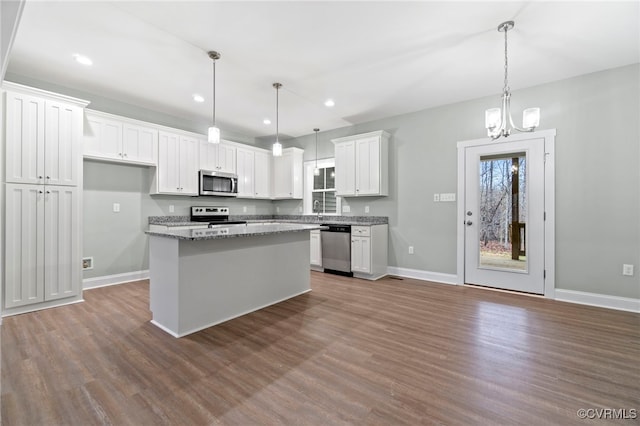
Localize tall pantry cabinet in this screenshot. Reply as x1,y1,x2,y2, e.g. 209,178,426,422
3,82,89,313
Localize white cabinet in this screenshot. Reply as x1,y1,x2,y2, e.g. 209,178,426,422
152,131,198,195
236,146,272,199
272,147,303,199
84,111,158,166
5,89,83,186
236,147,255,198
351,224,388,280
254,150,272,199
5,184,80,308
199,141,236,173
310,229,322,269
332,130,390,197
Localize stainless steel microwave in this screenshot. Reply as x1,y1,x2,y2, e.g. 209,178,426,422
199,170,238,196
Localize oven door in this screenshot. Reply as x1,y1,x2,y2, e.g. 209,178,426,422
199,170,238,196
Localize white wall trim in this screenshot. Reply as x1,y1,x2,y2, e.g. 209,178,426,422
387,266,458,285
83,270,150,290
555,289,640,313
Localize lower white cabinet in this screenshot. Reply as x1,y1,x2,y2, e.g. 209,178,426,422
351,224,388,280
310,229,322,269
5,184,80,309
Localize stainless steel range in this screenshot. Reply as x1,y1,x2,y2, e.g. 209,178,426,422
190,206,247,226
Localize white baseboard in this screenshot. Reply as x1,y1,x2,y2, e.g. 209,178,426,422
83,270,150,290
555,289,640,313
386,266,458,285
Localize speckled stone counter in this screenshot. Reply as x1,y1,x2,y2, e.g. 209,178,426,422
146,223,324,240
148,215,388,227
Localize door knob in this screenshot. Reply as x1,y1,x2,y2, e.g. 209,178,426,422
466,220,473,226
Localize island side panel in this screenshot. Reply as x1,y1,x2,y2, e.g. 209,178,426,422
176,231,311,336
148,236,181,336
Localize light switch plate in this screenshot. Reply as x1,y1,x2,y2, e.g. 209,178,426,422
623,264,634,276
433,194,440,202
440,193,456,202
343,205,350,213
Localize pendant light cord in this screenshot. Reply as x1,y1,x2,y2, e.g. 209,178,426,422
503,25,509,94
275,85,279,142
212,59,216,126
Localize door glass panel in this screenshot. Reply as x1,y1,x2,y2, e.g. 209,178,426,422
478,153,527,272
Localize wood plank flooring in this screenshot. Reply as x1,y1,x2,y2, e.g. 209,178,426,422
2,272,639,425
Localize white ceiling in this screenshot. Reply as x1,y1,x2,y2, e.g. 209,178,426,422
7,1,640,139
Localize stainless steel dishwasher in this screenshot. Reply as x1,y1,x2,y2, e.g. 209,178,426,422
321,224,353,277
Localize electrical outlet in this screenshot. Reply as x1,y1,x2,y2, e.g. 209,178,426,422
433,194,440,202
82,257,93,270
365,206,370,213
622,264,634,276
243,206,247,213
169,205,174,213
408,246,414,255
299,206,303,213
276,206,280,213
343,205,350,213
113,203,120,213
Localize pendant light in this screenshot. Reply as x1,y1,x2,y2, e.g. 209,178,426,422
207,51,221,144
272,82,283,156
485,21,540,139
313,128,320,176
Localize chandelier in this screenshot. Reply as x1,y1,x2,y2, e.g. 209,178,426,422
485,21,540,139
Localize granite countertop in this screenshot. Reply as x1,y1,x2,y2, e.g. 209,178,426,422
148,215,388,227
146,223,325,241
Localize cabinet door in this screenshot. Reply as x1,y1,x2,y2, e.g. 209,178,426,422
45,101,81,186
218,143,237,174
236,148,255,198
157,131,181,193
199,140,217,171
334,140,356,196
254,150,271,198
351,236,371,273
179,136,199,195
5,91,45,184
5,184,45,308
310,230,322,267
122,123,158,164
83,115,122,160
44,186,80,301
272,152,293,198
355,136,380,195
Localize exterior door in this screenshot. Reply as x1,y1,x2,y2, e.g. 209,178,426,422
462,136,547,294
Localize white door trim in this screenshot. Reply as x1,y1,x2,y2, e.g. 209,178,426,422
456,129,556,298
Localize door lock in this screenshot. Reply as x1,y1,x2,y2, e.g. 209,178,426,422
467,211,473,216
466,220,473,226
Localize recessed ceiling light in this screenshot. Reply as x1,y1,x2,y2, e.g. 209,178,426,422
193,94,205,103
263,119,271,125
324,99,335,107
73,53,93,66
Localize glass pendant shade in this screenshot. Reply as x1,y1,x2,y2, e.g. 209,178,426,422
272,141,283,157
314,167,320,176
208,126,220,144
522,107,540,129
485,108,501,131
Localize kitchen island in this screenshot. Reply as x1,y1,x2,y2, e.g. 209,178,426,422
146,223,323,337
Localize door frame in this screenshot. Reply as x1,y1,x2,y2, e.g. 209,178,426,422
456,129,556,298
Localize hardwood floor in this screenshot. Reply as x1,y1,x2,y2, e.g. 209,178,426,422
2,272,639,425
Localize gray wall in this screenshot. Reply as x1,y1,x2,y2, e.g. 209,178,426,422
277,64,640,299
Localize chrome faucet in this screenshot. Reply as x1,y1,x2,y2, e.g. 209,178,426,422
313,200,322,221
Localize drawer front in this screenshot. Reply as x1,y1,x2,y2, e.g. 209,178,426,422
351,226,371,237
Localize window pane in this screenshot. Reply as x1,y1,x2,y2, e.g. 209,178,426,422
324,191,337,213
313,169,324,190
326,167,335,189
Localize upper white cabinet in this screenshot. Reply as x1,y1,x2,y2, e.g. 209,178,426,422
332,130,390,197
199,141,236,174
5,87,84,186
272,147,303,199
236,145,273,199
84,110,158,166
236,146,255,198
254,150,272,199
151,131,198,195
